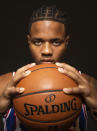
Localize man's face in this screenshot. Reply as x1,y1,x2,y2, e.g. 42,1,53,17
27,20,69,64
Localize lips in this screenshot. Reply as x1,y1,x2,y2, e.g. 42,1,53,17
39,59,55,64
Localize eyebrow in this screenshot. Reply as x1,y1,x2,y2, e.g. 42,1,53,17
50,38,64,41
30,38,44,43
31,38,44,41
30,38,64,41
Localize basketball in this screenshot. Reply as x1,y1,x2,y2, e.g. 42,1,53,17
13,63,82,131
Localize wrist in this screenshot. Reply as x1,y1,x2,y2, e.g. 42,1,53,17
90,109,97,123
93,112,97,117
0,112,6,117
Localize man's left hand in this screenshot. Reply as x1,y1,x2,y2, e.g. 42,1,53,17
56,62,97,110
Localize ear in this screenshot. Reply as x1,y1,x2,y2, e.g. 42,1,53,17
65,35,70,46
27,34,31,44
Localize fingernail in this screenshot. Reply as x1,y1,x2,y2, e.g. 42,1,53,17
79,70,81,74
30,63,36,67
63,88,72,93
25,70,31,76
56,62,61,66
58,67,66,73
16,87,24,93
19,88,25,93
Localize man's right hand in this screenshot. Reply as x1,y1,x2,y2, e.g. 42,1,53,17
0,63,36,113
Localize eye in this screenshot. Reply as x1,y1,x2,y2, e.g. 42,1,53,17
34,41,42,46
52,41,61,46
31,39,43,46
51,39,64,46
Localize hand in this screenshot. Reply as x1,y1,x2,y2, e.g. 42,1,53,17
56,62,97,110
0,63,36,113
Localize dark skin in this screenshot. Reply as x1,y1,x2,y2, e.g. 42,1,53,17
0,20,97,129
27,20,69,64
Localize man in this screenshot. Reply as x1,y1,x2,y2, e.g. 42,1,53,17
0,5,97,131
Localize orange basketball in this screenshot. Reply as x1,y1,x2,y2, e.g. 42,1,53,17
13,63,82,131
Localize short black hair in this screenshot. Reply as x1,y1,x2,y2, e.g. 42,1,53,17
28,5,71,36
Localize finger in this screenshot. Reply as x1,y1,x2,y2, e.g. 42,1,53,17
56,62,86,84
58,67,82,84
9,70,31,86
63,87,82,94
9,63,36,86
16,63,36,73
56,62,80,75
63,86,90,96
3,86,25,99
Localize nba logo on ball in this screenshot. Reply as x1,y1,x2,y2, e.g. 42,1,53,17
13,64,82,131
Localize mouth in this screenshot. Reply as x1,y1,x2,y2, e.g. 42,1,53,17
39,59,55,64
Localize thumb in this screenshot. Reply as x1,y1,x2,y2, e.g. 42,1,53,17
63,87,83,95
4,87,25,98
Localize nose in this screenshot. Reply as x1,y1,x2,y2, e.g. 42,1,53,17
41,42,53,57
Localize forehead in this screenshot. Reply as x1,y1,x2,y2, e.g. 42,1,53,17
30,20,65,38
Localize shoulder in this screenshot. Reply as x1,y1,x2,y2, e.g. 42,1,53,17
0,73,13,95
81,73,97,82
0,72,12,82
